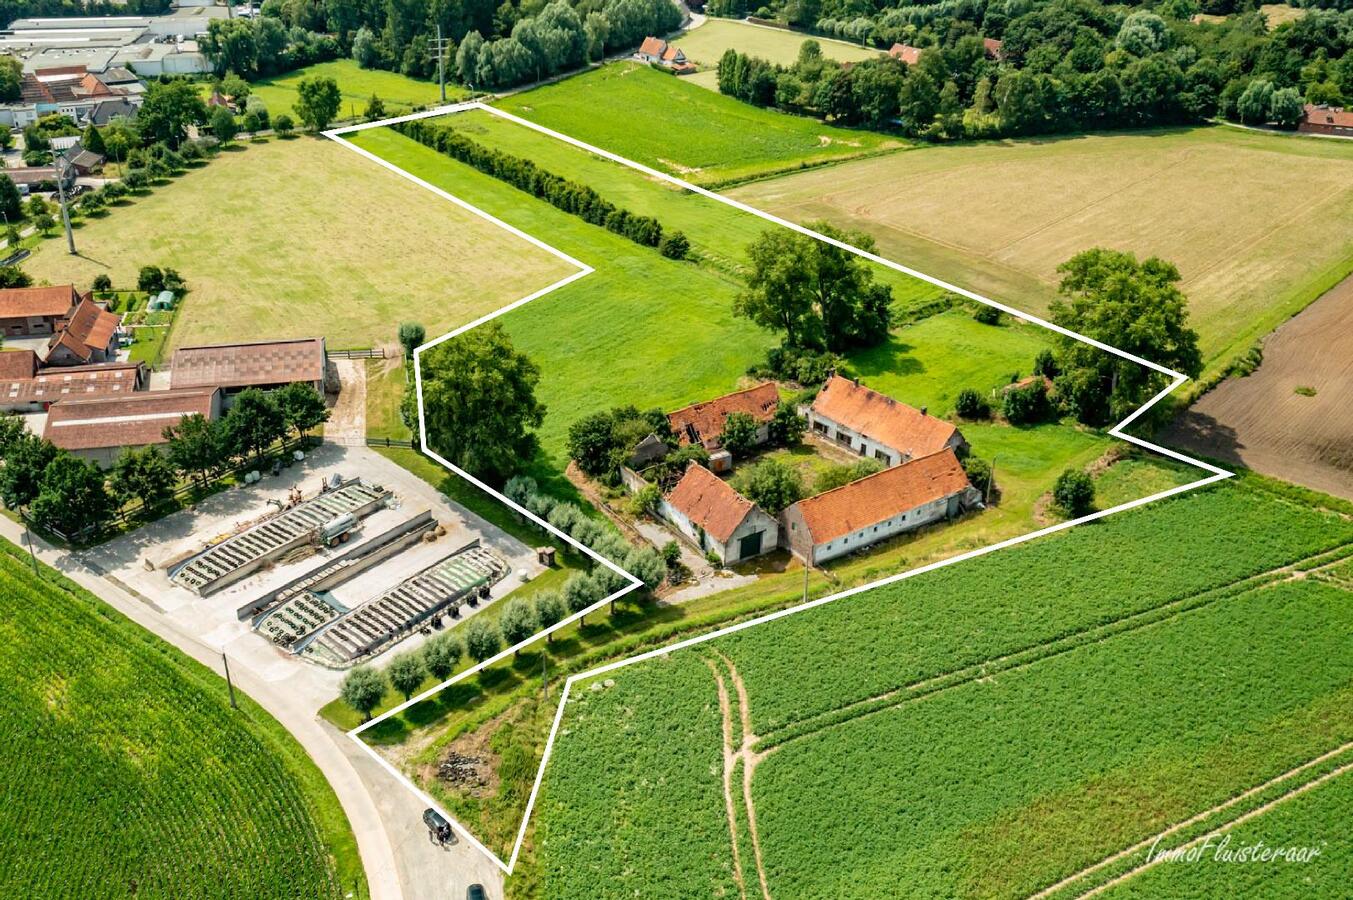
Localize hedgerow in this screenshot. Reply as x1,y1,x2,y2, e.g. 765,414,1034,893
393,119,667,250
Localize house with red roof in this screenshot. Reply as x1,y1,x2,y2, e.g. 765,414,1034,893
781,448,979,564
45,295,122,366
636,36,695,74
807,374,967,467
0,285,85,337
888,43,924,66
668,382,780,451
1299,104,1353,137
660,464,778,564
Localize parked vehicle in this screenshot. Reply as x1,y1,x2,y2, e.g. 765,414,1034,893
466,885,486,900
422,808,453,845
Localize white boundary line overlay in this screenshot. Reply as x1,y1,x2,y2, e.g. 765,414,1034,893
323,102,1234,877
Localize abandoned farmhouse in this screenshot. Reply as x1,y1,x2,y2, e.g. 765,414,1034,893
648,377,980,566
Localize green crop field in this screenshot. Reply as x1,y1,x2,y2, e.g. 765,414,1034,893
674,19,880,90
494,63,906,186
729,127,1353,376
22,137,573,351
248,59,461,120
0,540,361,898
530,482,1353,898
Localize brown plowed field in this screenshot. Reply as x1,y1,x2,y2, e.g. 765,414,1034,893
1163,274,1353,499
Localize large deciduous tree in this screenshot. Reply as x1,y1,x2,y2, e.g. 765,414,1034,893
30,453,114,537
420,322,545,481
163,413,226,487
223,389,288,463
137,80,208,148
294,75,341,131
1049,248,1202,425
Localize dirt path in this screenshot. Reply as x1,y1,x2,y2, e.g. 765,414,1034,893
1036,744,1353,899
1161,271,1353,500
703,658,749,900
326,358,368,446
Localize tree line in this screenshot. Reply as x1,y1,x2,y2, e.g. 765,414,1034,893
0,385,328,541
712,0,1351,139
394,119,676,252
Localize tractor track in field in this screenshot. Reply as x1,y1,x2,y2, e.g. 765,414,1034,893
705,652,773,900
752,540,1353,752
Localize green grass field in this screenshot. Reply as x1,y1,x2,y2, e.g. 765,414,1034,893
247,60,461,121
22,137,572,350
674,19,880,90
533,482,1353,898
729,127,1353,376
0,539,363,898
494,63,906,186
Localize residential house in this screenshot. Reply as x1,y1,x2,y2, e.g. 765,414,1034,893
45,295,122,365
0,65,139,128
637,36,695,74
660,464,779,564
781,448,979,565
0,284,84,337
169,337,328,403
888,43,923,66
4,164,76,193
668,382,780,451
0,359,145,412
1299,104,1353,137
43,387,220,465
807,374,967,466
983,37,1004,60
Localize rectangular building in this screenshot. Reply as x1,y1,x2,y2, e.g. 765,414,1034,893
807,374,967,467
45,296,122,366
0,359,145,412
668,382,779,451
781,449,978,565
0,285,83,337
44,387,220,466
170,337,327,402
660,464,779,564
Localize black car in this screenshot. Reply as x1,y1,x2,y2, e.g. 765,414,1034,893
422,808,452,844
466,885,486,900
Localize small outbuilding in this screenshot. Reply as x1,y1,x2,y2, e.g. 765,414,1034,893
660,464,778,565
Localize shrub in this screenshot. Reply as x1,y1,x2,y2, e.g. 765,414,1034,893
463,617,502,663
813,459,882,494
1033,349,1059,378
752,344,840,387
498,597,540,655
658,230,690,260
630,483,661,517
421,632,463,681
963,456,993,498
1053,468,1095,517
386,651,426,700
1002,381,1052,425
398,322,425,359
734,459,804,514
661,540,681,570
766,400,806,446
955,388,990,420
718,411,760,458
534,591,565,640
972,304,1001,325
274,114,295,137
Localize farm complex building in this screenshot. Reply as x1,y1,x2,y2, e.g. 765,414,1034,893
1299,104,1353,137
660,464,779,564
0,359,144,412
43,387,220,465
636,36,695,74
807,374,967,466
0,284,85,337
170,337,327,401
782,448,979,565
668,382,779,451
45,295,121,365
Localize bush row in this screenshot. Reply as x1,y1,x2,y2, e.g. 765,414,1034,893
393,120,669,251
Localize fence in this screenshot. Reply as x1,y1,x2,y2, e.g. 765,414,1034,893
366,436,414,449
328,348,386,360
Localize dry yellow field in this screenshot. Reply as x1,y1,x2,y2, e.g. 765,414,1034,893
23,137,573,350
729,127,1353,372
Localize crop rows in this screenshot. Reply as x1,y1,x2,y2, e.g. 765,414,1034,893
750,579,1353,899
714,485,1353,734
0,549,344,899
536,654,736,899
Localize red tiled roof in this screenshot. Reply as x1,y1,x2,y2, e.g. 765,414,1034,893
50,297,120,362
791,449,971,546
812,375,957,458
668,382,779,447
0,285,80,320
44,388,216,451
170,337,326,391
2,361,144,406
888,43,923,66
0,350,37,380
1302,104,1353,128
983,37,1003,58
665,465,757,544
638,36,666,57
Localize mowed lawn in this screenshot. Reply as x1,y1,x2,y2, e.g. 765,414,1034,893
22,137,573,350
494,63,906,186
675,19,880,90
730,127,1353,375
249,59,461,119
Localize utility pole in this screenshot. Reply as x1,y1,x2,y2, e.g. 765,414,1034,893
802,557,809,602
430,24,452,103
54,151,75,255
222,651,238,709
22,517,39,579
